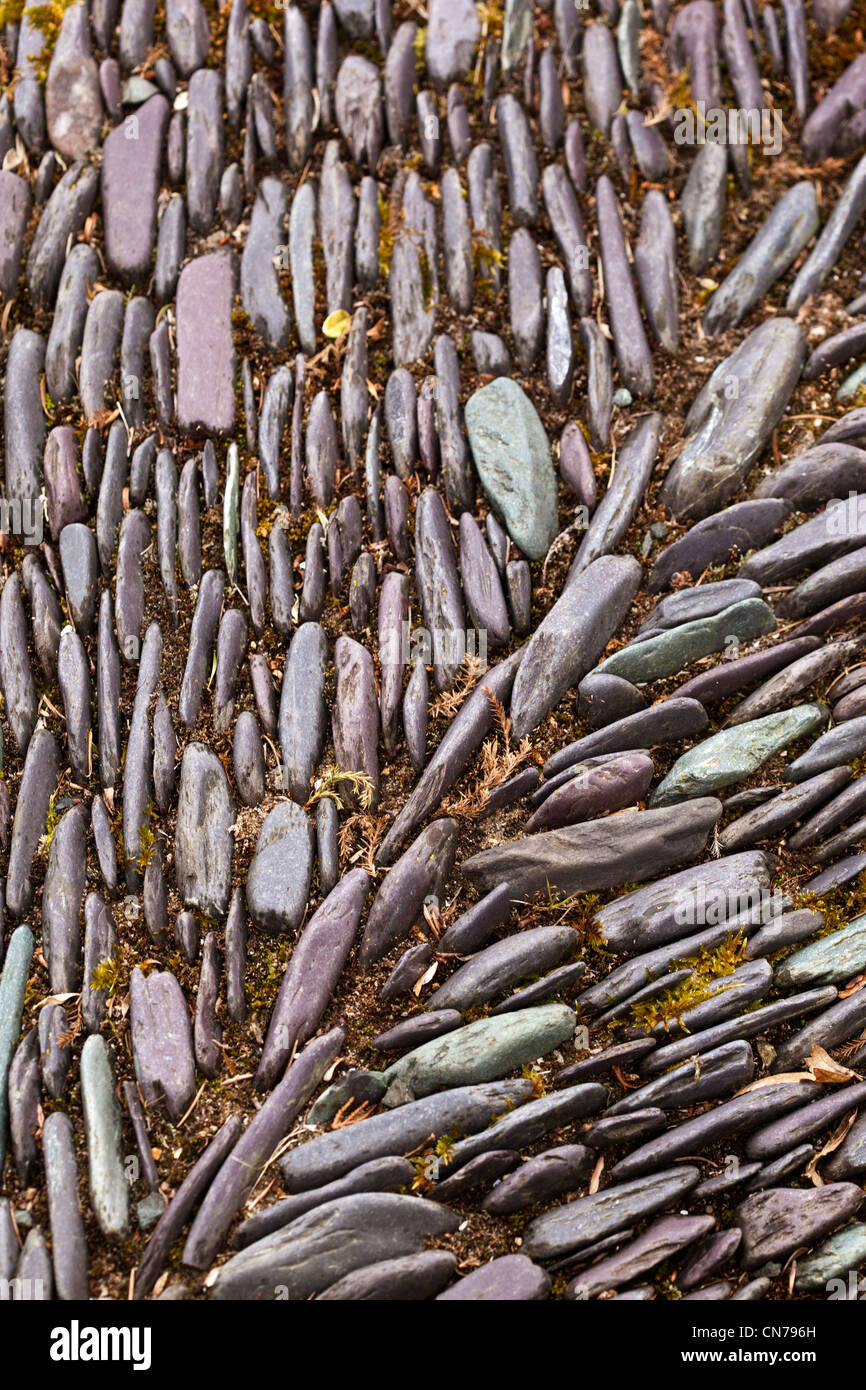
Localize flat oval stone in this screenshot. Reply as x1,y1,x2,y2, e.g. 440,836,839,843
438,1253,550,1301
482,1145,592,1215
385,1004,577,1096
101,94,169,285
660,318,805,521
737,1184,863,1270
246,801,315,935
509,554,641,739
650,704,828,806
462,799,722,903
176,251,236,433
129,967,197,1122
174,743,235,919
80,1034,129,1241
465,377,558,562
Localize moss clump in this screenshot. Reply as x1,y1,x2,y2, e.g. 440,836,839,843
38,791,60,857
90,955,122,997
631,932,750,1033
19,0,75,82
137,820,156,872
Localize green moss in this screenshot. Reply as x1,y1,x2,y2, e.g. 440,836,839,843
631,932,750,1032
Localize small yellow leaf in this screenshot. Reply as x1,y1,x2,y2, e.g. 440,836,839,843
323,309,351,339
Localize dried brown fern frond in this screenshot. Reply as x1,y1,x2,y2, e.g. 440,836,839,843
443,731,537,819
429,655,485,720
338,810,389,875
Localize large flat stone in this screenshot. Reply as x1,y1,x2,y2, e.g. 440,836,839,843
465,377,558,560
176,251,236,433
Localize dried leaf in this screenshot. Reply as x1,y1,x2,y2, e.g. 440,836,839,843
323,309,351,339
804,1109,859,1187
589,1154,604,1194
805,1044,859,1084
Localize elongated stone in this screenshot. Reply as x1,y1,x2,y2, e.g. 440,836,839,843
481,1145,591,1217
319,141,355,312
523,1165,701,1260
568,415,662,580
509,555,640,738
567,1214,715,1299
526,754,653,835
0,172,30,302
611,1081,824,1181
737,1184,862,1269
384,1005,577,1098
291,1081,533,1195
413,487,465,690
719,766,852,851
610,1041,754,1116
0,576,38,759
633,188,678,361
132,1114,244,1299
42,1112,88,1301
704,183,818,336
746,1082,866,1162
257,870,369,1090
786,715,866,782
637,578,761,637
80,1035,129,1240
179,569,225,727
0,927,34,1172
598,598,776,685
279,622,328,801
26,162,99,309
184,1030,345,1271
174,745,232,923
445,1085,608,1173
185,68,223,233
6,731,60,917
637,988,838,1079
660,318,806,521
102,94,168,285
598,176,654,397
650,704,828,806
130,968,196,1122
45,244,97,402
789,153,866,311
727,639,859,721
582,21,624,137
361,819,458,965
242,177,291,352
42,802,88,993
